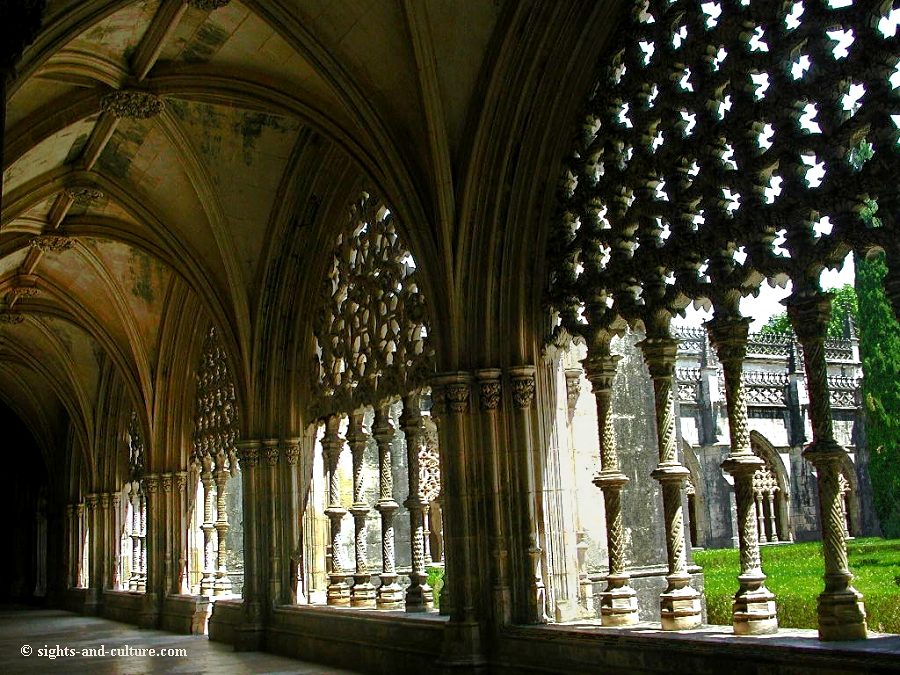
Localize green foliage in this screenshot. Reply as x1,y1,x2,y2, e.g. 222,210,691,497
855,252,900,537
757,283,858,339
695,538,900,633
426,565,444,609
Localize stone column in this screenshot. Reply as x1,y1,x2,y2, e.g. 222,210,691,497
175,472,190,594
400,394,433,611
200,457,216,596
76,502,86,587
475,368,512,626
100,493,113,589
161,474,174,594
322,415,351,605
786,293,867,641
235,441,263,649
708,316,777,634
281,439,302,604
347,412,375,607
129,483,141,590
139,487,147,592
583,348,639,626
85,494,100,612
373,406,403,609
140,475,160,627
213,452,232,595
639,337,702,630
767,493,779,543
65,504,75,588
262,439,281,606
755,494,768,545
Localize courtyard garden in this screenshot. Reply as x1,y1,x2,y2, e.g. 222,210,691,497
694,538,900,633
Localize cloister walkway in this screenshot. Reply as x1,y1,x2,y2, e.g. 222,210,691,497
0,606,361,674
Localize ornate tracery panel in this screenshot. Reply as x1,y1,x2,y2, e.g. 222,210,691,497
548,0,896,638
308,189,440,612
192,325,241,596
311,191,434,419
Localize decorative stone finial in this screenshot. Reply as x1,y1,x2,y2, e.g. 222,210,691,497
100,89,164,119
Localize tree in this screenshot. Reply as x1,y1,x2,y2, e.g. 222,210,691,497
757,283,858,339
855,252,900,537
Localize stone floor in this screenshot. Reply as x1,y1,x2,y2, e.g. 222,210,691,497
0,606,362,674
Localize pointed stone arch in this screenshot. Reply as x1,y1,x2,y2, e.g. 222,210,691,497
749,431,792,543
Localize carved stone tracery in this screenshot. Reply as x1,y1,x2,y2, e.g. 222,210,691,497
312,191,434,418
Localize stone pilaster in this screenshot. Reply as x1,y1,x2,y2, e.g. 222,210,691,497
84,494,101,613
262,439,281,606
321,415,351,605
175,472,189,594
475,368,512,627
65,504,75,588
282,438,302,605
786,293,867,641
373,406,403,609
583,346,639,626
400,394,433,611
708,316,777,635
235,440,263,650
99,493,113,589
140,475,160,628
639,337,702,630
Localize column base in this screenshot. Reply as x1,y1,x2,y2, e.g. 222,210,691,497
733,585,778,635
405,582,434,612
350,579,376,608
817,588,868,641
200,574,215,596
376,579,404,610
327,582,351,606
438,619,487,673
660,585,702,630
139,592,160,629
599,584,639,626
213,573,232,595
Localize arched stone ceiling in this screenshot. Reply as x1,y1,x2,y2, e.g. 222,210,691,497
2,0,508,463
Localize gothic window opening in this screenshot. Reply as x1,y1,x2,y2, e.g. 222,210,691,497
547,0,897,639
190,325,243,597
304,190,441,613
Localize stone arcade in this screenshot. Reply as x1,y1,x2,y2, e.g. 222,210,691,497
1,0,898,673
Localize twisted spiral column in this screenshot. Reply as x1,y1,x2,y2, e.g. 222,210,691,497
400,393,433,612
786,293,867,641
322,414,351,605
708,316,777,634
373,405,403,608
347,411,375,607
584,347,639,626
640,336,702,630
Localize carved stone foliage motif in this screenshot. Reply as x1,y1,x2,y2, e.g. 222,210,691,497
100,90,164,119
419,422,441,504
192,326,239,473
187,0,231,10
30,235,75,253
0,313,25,324
547,0,898,335
311,190,434,417
127,410,145,482
65,187,104,206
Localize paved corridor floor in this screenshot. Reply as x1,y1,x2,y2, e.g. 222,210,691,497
0,606,363,674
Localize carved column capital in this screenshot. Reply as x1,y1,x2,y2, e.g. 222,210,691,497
99,493,112,509
475,368,502,411
433,372,473,414
282,438,300,464
784,293,832,345
706,316,752,366
175,471,187,491
583,352,621,391
262,439,280,467
143,474,160,494
508,365,536,409
564,368,582,414
85,493,99,509
638,336,678,379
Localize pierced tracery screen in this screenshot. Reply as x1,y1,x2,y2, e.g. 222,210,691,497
312,191,434,418
192,326,239,470
548,0,898,331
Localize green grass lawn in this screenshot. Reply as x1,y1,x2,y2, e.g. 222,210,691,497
694,537,900,633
